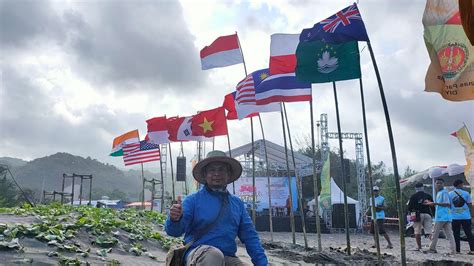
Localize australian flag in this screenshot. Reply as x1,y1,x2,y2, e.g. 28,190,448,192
300,3,369,43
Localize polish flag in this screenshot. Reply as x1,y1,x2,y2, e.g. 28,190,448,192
200,34,243,70
269,33,300,75
146,116,170,145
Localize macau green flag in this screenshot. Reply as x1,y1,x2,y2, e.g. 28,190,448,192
296,41,361,83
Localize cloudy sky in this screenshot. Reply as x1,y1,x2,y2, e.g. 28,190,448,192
1,0,472,174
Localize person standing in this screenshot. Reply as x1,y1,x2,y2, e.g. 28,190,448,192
407,183,434,251
369,186,393,249
449,179,474,254
426,178,456,254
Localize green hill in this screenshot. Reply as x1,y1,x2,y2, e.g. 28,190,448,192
6,153,149,202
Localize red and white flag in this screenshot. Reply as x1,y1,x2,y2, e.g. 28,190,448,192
146,116,170,145
269,33,300,75
200,34,243,70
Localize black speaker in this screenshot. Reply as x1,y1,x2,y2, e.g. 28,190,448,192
332,203,357,228
343,158,350,183
176,157,186,181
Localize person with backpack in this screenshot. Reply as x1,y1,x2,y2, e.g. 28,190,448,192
449,179,474,254
425,178,456,254
407,182,434,251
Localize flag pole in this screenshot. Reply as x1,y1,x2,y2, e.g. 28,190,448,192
236,32,258,225
226,120,236,194
159,148,165,213
358,77,381,258
332,81,351,255
141,163,145,210
367,41,406,265
251,117,257,224
283,103,308,248
180,142,188,195
309,100,322,251
258,114,274,241
280,103,296,244
169,143,176,202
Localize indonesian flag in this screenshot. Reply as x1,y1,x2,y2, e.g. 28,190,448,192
269,33,300,75
191,107,228,137
200,34,243,70
110,129,140,157
146,116,170,145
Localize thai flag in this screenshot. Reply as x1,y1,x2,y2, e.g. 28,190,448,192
255,73,312,105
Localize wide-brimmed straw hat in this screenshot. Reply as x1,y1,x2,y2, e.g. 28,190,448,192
192,150,242,184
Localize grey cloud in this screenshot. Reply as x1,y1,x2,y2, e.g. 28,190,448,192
0,66,147,164
65,1,204,92
1,0,205,94
0,0,65,48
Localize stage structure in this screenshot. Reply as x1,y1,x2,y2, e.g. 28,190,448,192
320,113,367,228
228,139,317,179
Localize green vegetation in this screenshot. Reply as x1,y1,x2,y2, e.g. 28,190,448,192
0,203,180,264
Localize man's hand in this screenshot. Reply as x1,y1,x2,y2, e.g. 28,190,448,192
423,200,435,206
169,196,182,222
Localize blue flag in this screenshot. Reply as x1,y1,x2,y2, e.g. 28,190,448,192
300,3,369,43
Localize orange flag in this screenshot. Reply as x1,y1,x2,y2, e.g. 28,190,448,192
191,107,228,137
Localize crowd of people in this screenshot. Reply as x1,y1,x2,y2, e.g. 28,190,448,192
372,178,474,255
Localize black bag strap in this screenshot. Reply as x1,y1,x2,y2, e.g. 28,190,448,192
184,194,228,249
454,190,467,206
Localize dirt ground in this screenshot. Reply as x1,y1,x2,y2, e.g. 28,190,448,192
1,214,474,265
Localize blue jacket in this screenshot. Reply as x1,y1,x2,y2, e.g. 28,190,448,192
165,186,268,266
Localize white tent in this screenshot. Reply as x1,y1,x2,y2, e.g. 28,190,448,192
308,177,361,226
329,177,361,226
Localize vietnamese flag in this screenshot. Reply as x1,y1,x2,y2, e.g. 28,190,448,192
191,107,228,137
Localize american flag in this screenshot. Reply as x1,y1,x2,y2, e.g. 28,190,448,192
235,74,256,105
235,69,270,106
321,4,362,33
123,140,160,166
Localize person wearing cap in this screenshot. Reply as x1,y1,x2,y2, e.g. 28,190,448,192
407,183,434,251
368,185,393,249
449,179,474,254
165,150,268,266
425,177,456,254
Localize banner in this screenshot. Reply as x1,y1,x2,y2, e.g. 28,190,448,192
231,176,298,212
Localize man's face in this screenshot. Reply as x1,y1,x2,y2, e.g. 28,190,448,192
204,162,230,189
435,180,444,191
374,190,379,196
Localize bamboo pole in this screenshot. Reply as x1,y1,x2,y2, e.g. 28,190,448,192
258,115,274,241
309,100,322,251
367,41,405,265
332,81,351,255
283,103,308,248
280,104,296,244
358,78,380,258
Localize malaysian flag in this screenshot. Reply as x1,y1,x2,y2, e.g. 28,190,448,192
123,140,160,166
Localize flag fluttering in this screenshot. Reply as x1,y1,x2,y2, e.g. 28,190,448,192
451,125,474,189
191,107,228,137
255,73,312,104
269,34,300,75
224,69,281,120
200,34,243,70
123,140,161,166
296,41,361,83
423,0,474,101
110,130,140,157
300,3,369,44
146,116,170,145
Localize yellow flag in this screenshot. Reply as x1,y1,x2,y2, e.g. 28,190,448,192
452,126,474,196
